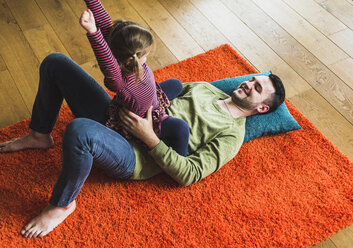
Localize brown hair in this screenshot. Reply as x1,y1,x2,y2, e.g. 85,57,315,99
108,20,154,84
262,74,285,114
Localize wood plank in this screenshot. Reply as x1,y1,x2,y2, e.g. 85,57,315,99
329,28,353,58
66,0,178,70
65,0,86,17
221,0,353,125
35,0,95,64
23,25,69,62
189,0,314,99
251,0,348,66
158,0,232,52
0,70,30,129
328,58,353,90
0,55,6,72
127,0,204,60
282,0,346,36
347,225,353,236
289,89,353,160
157,0,249,61
312,238,337,248
6,0,69,62
314,0,353,30
270,63,312,99
329,226,353,248
147,39,179,71
0,0,39,111
5,0,47,30
189,0,283,71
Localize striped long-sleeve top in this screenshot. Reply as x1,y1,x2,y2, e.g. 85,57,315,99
84,0,170,138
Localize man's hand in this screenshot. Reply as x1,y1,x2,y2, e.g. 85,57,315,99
80,9,97,34
119,106,160,149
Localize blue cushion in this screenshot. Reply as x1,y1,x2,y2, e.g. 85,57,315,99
210,71,301,143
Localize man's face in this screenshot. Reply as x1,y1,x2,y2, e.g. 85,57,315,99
231,76,276,113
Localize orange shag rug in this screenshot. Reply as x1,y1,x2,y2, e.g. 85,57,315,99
1,44,353,248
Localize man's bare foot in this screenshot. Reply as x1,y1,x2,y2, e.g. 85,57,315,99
0,131,54,153
21,201,76,238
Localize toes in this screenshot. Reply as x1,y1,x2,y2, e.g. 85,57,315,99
21,223,32,235
0,138,18,147
32,230,43,238
21,222,35,238
0,146,8,153
22,229,31,238
25,228,35,238
0,142,9,148
39,230,50,238
0,143,13,152
27,227,38,238
0,138,20,152
22,225,50,238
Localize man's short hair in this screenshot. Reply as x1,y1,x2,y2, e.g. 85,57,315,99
263,74,285,113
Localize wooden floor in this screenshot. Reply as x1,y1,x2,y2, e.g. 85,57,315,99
0,0,352,246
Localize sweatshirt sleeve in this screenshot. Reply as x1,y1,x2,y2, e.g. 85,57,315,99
84,0,113,41
148,132,242,186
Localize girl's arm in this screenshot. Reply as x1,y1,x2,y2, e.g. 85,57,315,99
84,0,113,41
88,30,124,92
80,10,124,92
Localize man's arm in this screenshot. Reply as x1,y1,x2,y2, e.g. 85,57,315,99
119,107,160,148
149,134,239,186
119,107,242,186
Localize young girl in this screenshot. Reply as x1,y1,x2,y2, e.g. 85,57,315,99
80,0,189,156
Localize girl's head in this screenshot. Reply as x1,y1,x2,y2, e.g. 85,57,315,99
108,20,154,82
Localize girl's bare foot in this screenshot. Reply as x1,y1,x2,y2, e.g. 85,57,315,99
21,201,76,238
0,131,54,153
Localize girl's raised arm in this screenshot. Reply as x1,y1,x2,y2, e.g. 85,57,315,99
84,0,113,41
80,8,124,92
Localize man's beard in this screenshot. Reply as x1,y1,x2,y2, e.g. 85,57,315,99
231,91,257,111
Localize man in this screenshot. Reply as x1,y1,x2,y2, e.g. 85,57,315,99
119,74,285,186
0,53,284,238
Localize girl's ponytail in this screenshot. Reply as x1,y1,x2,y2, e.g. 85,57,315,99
130,53,142,85
108,20,154,84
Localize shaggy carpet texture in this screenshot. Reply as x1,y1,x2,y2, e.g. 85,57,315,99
1,44,353,247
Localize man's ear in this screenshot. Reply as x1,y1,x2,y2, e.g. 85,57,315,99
256,104,270,114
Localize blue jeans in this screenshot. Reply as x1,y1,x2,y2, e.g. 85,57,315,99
30,53,185,207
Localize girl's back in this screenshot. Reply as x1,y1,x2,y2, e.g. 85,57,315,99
81,0,170,138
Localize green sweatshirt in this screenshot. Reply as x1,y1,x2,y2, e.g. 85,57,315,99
129,82,245,186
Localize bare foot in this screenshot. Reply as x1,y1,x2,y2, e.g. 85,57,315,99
0,131,54,153
21,201,76,238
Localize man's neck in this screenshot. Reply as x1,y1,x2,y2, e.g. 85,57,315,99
219,98,256,118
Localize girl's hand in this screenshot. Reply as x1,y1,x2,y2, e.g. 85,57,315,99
80,9,97,34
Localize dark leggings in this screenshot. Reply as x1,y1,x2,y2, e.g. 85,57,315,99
159,79,189,157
